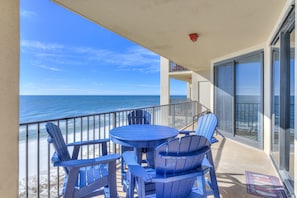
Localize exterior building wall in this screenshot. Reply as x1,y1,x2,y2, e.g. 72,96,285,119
0,1,19,197
208,1,295,194
191,71,211,112
161,1,296,194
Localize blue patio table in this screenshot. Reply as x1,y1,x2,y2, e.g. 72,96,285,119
110,124,179,166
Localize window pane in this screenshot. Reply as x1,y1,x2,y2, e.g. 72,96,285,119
235,54,262,142
214,63,234,134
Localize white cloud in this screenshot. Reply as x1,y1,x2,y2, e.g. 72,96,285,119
21,40,160,73
113,46,160,73
21,40,64,51
38,65,62,72
20,10,37,18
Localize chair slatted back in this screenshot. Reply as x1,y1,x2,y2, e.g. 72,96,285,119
128,109,151,125
46,123,71,163
154,135,211,198
196,113,218,142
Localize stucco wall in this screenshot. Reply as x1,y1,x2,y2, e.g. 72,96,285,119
191,70,211,112
0,1,19,196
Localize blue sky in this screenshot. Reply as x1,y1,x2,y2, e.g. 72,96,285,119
20,0,186,95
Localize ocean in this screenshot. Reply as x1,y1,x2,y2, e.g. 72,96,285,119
20,95,187,123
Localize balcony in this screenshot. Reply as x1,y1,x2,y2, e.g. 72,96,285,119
18,101,282,197
169,61,192,83
169,62,189,73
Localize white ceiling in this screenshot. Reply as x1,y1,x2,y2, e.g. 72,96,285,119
53,0,287,72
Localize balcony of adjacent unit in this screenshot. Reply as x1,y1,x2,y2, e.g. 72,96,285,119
169,61,192,83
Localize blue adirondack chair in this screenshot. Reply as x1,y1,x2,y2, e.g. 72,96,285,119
180,112,219,144
127,109,151,125
123,135,220,198
126,110,151,157
46,122,120,198
122,110,152,188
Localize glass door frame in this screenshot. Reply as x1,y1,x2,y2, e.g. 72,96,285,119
270,7,295,194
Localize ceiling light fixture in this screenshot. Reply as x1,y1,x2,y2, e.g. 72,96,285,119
189,33,199,42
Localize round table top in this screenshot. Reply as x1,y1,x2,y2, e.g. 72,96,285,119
109,124,178,147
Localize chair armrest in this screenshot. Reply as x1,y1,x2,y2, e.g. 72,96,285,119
122,151,153,182
128,165,153,182
54,154,120,168
210,137,218,144
179,130,195,135
202,157,213,168
122,151,139,165
67,138,109,147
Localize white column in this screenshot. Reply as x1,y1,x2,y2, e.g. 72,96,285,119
0,1,19,197
160,57,170,105
186,82,191,100
159,57,170,125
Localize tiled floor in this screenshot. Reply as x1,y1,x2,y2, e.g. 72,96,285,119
211,135,280,198
111,134,282,197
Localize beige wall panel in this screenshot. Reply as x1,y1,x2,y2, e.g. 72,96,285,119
0,1,19,197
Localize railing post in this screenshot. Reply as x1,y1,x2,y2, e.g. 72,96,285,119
172,104,175,128
152,107,155,125
112,112,117,154
185,102,188,126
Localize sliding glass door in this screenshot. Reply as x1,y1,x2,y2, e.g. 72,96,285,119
271,26,295,188
214,51,263,148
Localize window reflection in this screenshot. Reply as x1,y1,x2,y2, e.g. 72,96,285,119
214,63,234,134
235,54,262,141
